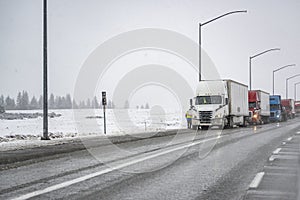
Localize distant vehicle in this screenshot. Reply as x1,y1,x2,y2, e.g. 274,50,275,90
281,99,295,119
269,95,287,122
295,101,300,116
191,80,248,130
248,90,270,124
0,105,4,114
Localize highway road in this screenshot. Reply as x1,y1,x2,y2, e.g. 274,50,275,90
1,118,300,200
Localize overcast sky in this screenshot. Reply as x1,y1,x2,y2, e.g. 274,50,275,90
1,0,300,103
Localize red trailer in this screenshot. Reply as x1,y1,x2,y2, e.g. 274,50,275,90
281,99,295,119
294,101,300,116
248,90,270,124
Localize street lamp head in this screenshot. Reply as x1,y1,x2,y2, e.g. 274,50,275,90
287,73,300,81
201,10,247,26
249,47,281,91
250,48,280,59
273,64,296,73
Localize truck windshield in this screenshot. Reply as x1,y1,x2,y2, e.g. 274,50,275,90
196,96,222,105
249,102,256,108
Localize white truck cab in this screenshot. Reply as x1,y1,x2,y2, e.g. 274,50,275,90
191,80,248,130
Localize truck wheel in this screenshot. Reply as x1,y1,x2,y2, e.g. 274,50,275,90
192,125,198,130
229,117,234,128
201,126,209,130
242,117,248,127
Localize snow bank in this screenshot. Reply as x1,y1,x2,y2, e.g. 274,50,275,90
0,109,185,145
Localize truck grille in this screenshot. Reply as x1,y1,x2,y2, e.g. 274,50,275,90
270,112,275,117
199,111,212,123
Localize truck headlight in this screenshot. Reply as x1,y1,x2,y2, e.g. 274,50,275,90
215,113,222,118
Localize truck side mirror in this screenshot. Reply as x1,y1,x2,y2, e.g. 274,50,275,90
189,99,193,107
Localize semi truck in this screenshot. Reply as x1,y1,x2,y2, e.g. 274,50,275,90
295,101,300,116
191,80,248,130
248,90,270,124
269,95,287,122
281,99,295,119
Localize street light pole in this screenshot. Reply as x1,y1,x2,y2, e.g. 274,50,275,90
249,48,280,90
272,64,295,95
294,82,300,100
286,74,300,99
199,10,247,82
42,0,50,140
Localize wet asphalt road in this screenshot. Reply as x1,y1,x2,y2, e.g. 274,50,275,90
1,118,300,200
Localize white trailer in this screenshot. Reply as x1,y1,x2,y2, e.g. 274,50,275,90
191,80,248,130
258,90,270,120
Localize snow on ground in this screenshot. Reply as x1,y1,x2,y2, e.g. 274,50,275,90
0,109,185,145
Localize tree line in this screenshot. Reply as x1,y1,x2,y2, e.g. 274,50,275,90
0,91,149,110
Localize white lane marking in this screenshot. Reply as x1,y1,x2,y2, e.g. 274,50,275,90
249,172,265,189
12,135,223,200
269,155,276,162
282,142,286,145
273,148,281,155
296,131,300,135
287,137,293,141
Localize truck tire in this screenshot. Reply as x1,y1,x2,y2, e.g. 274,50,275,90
192,125,198,130
241,117,248,127
201,126,209,130
229,117,234,128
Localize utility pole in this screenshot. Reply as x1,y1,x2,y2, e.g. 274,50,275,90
42,0,50,140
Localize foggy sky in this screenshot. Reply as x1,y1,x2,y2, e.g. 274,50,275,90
1,0,300,101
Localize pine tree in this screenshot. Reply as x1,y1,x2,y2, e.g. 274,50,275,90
92,96,99,108
30,96,38,109
5,96,15,110
65,94,72,109
86,98,91,108
0,95,4,106
55,96,62,109
61,96,66,108
38,95,43,109
16,92,22,109
49,93,55,109
21,91,29,110
145,103,149,109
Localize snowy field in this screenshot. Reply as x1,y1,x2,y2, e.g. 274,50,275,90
0,109,184,143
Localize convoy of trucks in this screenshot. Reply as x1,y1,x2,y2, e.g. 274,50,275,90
189,80,298,129
191,80,248,130
248,90,270,124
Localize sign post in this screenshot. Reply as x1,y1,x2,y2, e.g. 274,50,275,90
102,91,107,134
